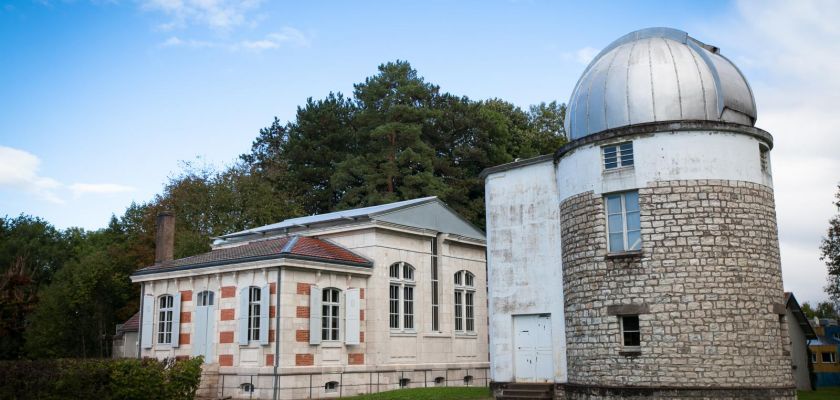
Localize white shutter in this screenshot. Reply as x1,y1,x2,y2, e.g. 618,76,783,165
259,285,269,345
309,285,321,345
345,288,360,345
141,294,154,349
171,292,182,347
193,306,206,357
238,287,249,345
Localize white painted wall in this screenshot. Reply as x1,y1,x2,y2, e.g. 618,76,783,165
555,130,773,202
484,160,567,383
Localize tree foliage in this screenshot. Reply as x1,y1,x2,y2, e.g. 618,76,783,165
822,185,840,302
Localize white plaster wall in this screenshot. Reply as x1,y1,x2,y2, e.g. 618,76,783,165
555,130,773,203
484,160,567,383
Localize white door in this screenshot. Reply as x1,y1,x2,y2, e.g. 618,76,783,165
513,314,553,382
193,290,216,363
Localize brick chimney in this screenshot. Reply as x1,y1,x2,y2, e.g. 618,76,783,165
155,211,175,264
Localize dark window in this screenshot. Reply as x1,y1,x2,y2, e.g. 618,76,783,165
157,295,173,344
322,288,340,341
822,352,836,363
248,287,261,341
240,383,255,393
463,375,473,386
325,381,339,392
621,315,641,347
399,378,410,388
434,377,445,386
389,262,415,331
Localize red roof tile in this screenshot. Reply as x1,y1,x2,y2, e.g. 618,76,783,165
134,235,370,275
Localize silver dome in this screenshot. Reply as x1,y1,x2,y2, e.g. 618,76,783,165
565,27,757,140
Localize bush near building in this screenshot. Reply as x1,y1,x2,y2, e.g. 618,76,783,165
0,357,203,400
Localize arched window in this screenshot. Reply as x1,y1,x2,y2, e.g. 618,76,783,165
463,375,473,386
157,295,174,344
240,382,255,393
325,381,339,393
322,288,341,341
454,271,476,333
434,377,445,386
248,287,261,341
389,262,415,331
196,290,214,306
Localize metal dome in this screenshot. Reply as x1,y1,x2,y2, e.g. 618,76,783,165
565,27,757,140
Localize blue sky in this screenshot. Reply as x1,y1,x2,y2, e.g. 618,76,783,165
1,0,839,304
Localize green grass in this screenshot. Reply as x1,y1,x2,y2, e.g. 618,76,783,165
347,387,491,399
798,388,840,400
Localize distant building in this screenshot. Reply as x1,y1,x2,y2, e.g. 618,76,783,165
483,27,794,399
785,293,816,390
112,312,139,358
810,317,840,387
128,197,488,399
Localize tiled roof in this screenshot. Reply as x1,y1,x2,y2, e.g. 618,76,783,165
133,235,370,275
119,312,140,333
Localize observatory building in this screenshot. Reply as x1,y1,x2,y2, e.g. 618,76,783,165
482,28,794,399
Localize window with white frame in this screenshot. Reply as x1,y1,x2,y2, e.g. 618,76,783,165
248,287,261,342
389,262,415,331
606,191,641,253
322,288,341,341
196,290,214,306
454,270,475,333
157,295,174,344
822,352,836,363
602,142,634,170
620,315,641,349
431,240,440,332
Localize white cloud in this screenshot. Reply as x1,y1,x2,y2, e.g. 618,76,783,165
0,146,135,204
141,0,263,31
701,0,840,304
561,46,599,66
160,35,216,48
68,183,135,197
161,27,310,51
0,146,63,203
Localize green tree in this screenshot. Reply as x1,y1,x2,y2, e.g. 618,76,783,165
822,185,840,302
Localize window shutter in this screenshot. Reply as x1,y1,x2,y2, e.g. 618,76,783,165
141,294,154,349
345,288,360,345
309,285,321,345
238,287,249,345
259,285,269,345
171,292,182,347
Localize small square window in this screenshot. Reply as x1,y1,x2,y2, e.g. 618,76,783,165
621,315,641,348
603,142,634,170
325,381,339,393
399,378,410,388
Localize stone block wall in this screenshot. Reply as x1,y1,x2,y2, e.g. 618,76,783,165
559,179,793,397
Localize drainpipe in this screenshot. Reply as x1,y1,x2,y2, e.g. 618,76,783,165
137,283,144,359
273,267,282,400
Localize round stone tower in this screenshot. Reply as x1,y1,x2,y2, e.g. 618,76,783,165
556,27,794,399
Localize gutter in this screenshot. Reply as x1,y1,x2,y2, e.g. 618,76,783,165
136,283,144,359
131,253,373,277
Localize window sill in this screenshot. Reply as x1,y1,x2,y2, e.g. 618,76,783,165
321,341,343,348
390,331,417,337
603,165,634,174
606,250,642,260
619,347,641,357
454,332,478,338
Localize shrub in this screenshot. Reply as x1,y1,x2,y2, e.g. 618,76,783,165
0,357,203,400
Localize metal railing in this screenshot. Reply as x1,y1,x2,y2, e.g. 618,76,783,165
203,367,489,399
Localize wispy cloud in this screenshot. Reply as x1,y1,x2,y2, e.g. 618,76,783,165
700,0,840,304
141,0,263,31
0,146,135,204
562,46,599,65
160,27,311,51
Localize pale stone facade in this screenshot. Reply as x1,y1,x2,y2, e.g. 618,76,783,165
130,198,488,399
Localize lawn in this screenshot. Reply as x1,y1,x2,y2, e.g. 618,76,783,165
348,387,491,399
798,388,840,400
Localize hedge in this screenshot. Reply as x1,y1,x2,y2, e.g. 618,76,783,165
0,356,203,400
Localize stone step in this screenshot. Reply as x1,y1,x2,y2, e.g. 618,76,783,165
496,383,554,400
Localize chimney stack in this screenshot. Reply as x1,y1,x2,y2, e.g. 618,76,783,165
155,211,175,264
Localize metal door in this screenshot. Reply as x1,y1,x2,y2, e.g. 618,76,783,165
513,314,553,382
193,290,216,363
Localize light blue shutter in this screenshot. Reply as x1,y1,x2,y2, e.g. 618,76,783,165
171,292,182,347
309,285,321,345
141,294,154,349
259,285,269,345
238,288,249,345
193,305,206,357
345,289,360,345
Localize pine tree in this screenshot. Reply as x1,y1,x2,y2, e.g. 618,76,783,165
822,185,840,302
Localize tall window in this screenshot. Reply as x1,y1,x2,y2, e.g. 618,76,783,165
454,270,475,333
431,239,440,332
248,287,261,341
322,288,340,341
389,262,415,331
606,191,641,252
157,295,174,344
602,142,634,170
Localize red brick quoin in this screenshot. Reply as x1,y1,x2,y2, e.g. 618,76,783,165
179,333,190,345
296,306,309,318
180,290,192,302
220,308,235,321
219,354,233,366
219,331,234,344
265,354,274,366
296,283,311,295
295,330,309,342
221,286,236,298
180,312,191,323
295,354,314,366
348,353,364,365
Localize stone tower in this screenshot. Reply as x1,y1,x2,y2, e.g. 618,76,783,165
483,27,794,399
